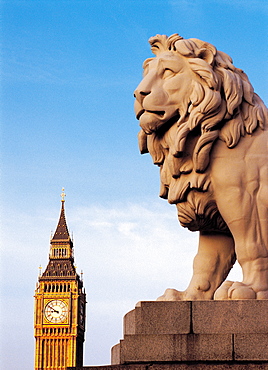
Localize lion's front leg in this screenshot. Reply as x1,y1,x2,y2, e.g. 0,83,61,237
214,217,268,300
157,232,235,301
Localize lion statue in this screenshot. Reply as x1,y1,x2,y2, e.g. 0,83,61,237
134,34,268,300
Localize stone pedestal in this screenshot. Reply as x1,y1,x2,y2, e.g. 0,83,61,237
68,300,268,370
112,300,268,368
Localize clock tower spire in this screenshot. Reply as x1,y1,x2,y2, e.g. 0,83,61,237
34,190,86,369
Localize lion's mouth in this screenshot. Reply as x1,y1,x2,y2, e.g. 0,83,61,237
136,109,165,120
136,109,145,120
147,110,165,117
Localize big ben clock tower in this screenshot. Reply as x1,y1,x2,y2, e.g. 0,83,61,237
34,190,86,369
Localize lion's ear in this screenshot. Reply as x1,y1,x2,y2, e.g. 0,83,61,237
149,35,168,55
197,47,215,65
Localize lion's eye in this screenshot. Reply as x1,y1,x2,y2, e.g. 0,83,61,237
143,65,149,77
163,68,175,79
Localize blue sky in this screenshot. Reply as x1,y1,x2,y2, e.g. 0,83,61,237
1,0,267,368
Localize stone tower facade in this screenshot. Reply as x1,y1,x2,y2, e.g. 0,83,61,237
34,191,86,369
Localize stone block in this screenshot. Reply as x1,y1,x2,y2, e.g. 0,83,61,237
111,343,121,365
180,334,233,362
124,301,191,335
112,300,268,366
120,334,232,363
193,301,268,334
234,334,268,361
120,334,177,363
124,309,139,335
149,364,268,370
69,363,268,370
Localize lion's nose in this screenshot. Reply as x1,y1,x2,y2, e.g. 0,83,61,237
134,88,150,104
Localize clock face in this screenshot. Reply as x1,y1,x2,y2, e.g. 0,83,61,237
44,300,68,323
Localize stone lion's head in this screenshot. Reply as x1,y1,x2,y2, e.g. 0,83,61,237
134,34,267,176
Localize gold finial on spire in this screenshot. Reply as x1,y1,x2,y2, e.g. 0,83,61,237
61,187,66,202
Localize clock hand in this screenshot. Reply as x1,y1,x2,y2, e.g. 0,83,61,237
48,305,59,314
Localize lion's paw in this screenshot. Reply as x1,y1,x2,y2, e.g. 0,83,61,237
214,281,233,300
157,288,185,301
214,281,257,300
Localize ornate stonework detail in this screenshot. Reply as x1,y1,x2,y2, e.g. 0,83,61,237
134,34,268,300
34,198,86,369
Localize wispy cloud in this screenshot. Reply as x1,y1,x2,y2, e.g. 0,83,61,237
1,201,200,365
1,193,243,367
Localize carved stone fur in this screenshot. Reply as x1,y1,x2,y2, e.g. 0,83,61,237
134,34,268,300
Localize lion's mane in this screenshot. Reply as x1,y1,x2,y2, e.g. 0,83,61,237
139,34,268,233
